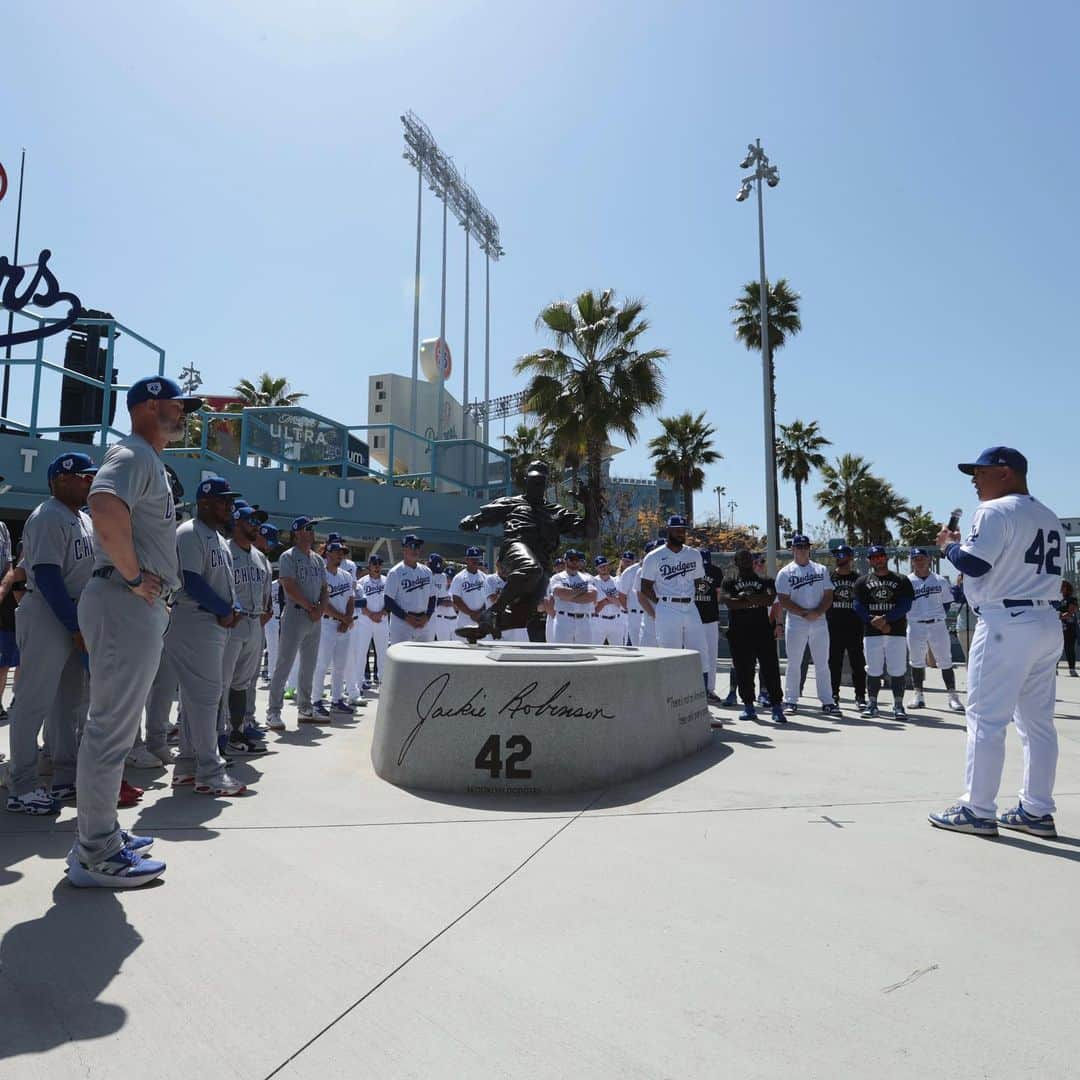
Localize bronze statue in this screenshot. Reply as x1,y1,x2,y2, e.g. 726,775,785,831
456,461,585,642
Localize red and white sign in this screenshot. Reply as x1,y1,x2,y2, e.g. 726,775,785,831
0,162,7,203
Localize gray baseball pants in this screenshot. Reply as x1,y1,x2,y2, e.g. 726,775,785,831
268,607,321,717
243,623,266,727
220,615,262,735
10,592,88,795
75,576,169,863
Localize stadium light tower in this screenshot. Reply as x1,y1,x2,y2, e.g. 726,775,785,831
737,138,781,575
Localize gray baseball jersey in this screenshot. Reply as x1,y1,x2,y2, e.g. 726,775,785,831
88,433,179,590
278,547,326,606
0,520,11,573
173,518,236,613
21,497,95,595
229,539,272,614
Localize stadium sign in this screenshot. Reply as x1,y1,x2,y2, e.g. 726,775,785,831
0,249,82,348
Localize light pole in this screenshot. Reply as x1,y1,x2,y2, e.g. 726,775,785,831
727,499,737,529
737,139,780,575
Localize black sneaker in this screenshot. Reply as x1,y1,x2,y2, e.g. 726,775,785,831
821,703,840,716
227,736,268,756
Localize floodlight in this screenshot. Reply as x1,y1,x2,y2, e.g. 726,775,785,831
735,184,752,202
739,146,756,169
766,172,779,188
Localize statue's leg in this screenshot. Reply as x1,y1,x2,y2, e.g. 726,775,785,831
493,541,545,634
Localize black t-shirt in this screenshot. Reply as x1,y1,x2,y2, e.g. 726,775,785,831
827,570,861,622
694,564,724,624
854,570,915,637
721,571,775,632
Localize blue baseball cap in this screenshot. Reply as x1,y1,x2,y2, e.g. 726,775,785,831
465,546,483,559
402,534,423,548
791,534,811,547
553,556,565,565
594,555,609,567
958,446,1028,475
868,544,888,558
47,452,98,481
291,515,321,532
666,515,689,529
909,546,931,558
564,549,584,560
126,375,202,413
621,550,636,560
234,504,268,524
367,553,383,564
428,553,444,571
257,523,280,543
326,541,346,553
833,544,854,559
197,476,239,500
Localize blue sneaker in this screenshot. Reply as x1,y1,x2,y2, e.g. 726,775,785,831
772,706,787,724
738,706,757,720
50,783,77,801
120,830,155,854
243,724,267,741
721,691,738,707
757,693,771,708
66,844,166,888
928,804,998,837
997,803,1057,838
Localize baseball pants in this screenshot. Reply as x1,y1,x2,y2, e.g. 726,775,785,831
75,576,169,864
553,612,592,644
268,607,321,716
137,646,178,753
729,623,782,707
315,618,352,701
784,615,834,706
9,592,88,796
388,615,436,645
220,615,263,735
960,606,1061,819
166,608,229,787
827,617,867,702
592,613,626,646
642,613,657,647
433,606,459,640
349,614,388,695
654,603,709,681
864,635,908,677
907,619,953,670
700,620,719,691
626,608,643,646
544,614,554,642
264,616,298,692
243,624,265,728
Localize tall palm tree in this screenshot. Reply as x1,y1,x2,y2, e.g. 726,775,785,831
515,289,667,541
232,373,307,408
775,419,831,535
647,411,721,523
501,422,553,491
897,505,940,548
857,477,909,545
815,454,873,543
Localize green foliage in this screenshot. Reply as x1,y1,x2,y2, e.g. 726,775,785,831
815,454,911,544
776,419,831,535
648,411,721,524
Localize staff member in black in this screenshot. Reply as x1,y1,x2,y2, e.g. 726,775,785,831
720,549,785,724
826,544,867,710
694,550,725,704
853,545,914,719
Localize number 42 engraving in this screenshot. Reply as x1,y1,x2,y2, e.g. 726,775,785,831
474,734,533,779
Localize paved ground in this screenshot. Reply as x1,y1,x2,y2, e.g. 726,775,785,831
2,661,1079,1079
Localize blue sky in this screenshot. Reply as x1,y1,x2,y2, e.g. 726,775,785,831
4,0,1078,533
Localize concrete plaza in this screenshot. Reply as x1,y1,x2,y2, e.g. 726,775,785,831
2,661,1079,1079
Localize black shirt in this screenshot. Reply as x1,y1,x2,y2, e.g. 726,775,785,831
721,571,775,632
694,564,724,624
827,570,861,622
854,570,915,637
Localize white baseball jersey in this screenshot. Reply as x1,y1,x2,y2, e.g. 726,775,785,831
431,570,451,602
951,494,1064,607
593,572,620,611
384,560,433,615
483,573,506,609
355,572,386,614
617,563,642,609
907,571,953,620
323,565,355,616
775,560,832,614
451,568,488,612
549,569,595,613
639,544,703,600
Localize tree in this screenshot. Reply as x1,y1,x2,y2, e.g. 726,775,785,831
515,289,667,541
232,373,307,409
775,419,831,535
647,411,721,523
897,505,939,548
501,422,553,490
815,454,910,544
731,278,802,538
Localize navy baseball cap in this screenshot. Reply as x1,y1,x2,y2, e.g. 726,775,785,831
594,555,609,567
127,375,202,413
428,553,445,571
465,546,483,558
868,544,888,558
234,504,268,524
326,532,343,542
402,534,423,548
257,523,280,543
791,534,811,547
367,553,383,565
326,541,346,553
621,550,636,560
553,556,565,565
197,476,239,500
666,515,689,529
834,544,854,559
565,549,584,560
909,547,931,558
47,452,98,481
291,515,321,531
958,446,1028,475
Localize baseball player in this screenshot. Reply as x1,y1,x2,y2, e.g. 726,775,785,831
238,521,280,737
70,375,199,887
384,534,435,644
350,554,389,696
638,540,661,647
853,545,914,719
930,446,1065,837
907,546,963,712
543,555,564,641
693,550,724,701
266,516,328,729
220,505,272,754
326,533,357,577
591,556,625,646
6,453,97,814
451,547,489,632
775,535,837,715
550,549,597,644
639,518,710,685
167,476,249,796
826,544,867,709
428,553,458,640
615,552,639,646
313,541,356,712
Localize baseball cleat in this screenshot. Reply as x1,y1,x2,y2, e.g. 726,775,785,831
126,745,166,769
6,787,61,815
855,699,867,711
947,693,964,712
706,691,725,705
149,744,179,765
757,693,771,708
928,804,998,836
910,693,926,710
313,700,332,718
721,691,738,707
283,688,297,701
66,845,166,888
242,724,267,741
860,702,878,718
194,774,248,797
821,703,840,716
997,803,1057,838
772,706,787,724
738,706,757,721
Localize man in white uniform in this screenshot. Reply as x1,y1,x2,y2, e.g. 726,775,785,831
385,535,435,645
543,556,564,642
639,518,709,687
591,556,625,645
314,541,356,712
906,546,964,712
428,553,458,641
775,534,837,716
550,550,597,645
451,548,489,632
349,554,388,699
616,551,639,646
930,446,1065,838
484,561,528,643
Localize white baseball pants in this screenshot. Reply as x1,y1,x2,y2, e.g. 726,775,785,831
654,602,709,680
627,609,643,646
553,612,592,644
907,619,953,670
701,620,719,692
389,615,436,645
960,606,1061,819
864,635,908,677
784,616,834,705
592,613,626,646
349,614,389,695
315,618,352,701
642,613,657,647
433,607,459,640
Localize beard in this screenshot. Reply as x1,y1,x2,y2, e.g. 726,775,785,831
160,413,187,443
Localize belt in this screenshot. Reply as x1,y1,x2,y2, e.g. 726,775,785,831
629,608,642,614
659,597,691,604
92,565,173,601
596,613,619,620
556,611,588,618
1004,599,1049,608
917,618,943,624
392,610,427,617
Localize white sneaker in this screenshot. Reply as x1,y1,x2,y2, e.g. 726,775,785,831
194,773,248,797
910,693,926,709
947,693,964,712
6,786,60,815
266,714,286,731
149,745,178,765
126,746,165,769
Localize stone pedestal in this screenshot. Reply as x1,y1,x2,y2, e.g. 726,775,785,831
372,642,713,795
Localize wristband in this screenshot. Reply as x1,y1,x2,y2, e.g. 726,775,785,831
123,572,143,589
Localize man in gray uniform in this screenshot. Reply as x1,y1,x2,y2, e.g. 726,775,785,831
70,374,201,888
221,504,272,755
6,452,97,814
167,476,248,796
266,515,327,730
241,521,280,737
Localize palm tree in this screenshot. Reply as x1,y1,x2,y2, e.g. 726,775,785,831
856,477,909,544
232,373,307,408
775,419,831,535
897,505,939,548
515,289,667,541
816,454,873,543
647,411,721,523
501,422,553,491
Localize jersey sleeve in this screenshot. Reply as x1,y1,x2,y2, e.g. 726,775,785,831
89,444,148,508
639,553,656,583
176,527,206,576
774,568,791,597
28,510,69,569
953,504,1007,570
278,550,297,580
822,569,834,591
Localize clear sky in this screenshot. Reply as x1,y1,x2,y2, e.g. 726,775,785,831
4,0,1078,533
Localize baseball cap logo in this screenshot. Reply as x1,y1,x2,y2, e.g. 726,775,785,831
62,458,73,470
146,380,162,396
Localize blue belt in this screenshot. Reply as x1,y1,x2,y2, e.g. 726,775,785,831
1003,599,1046,608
